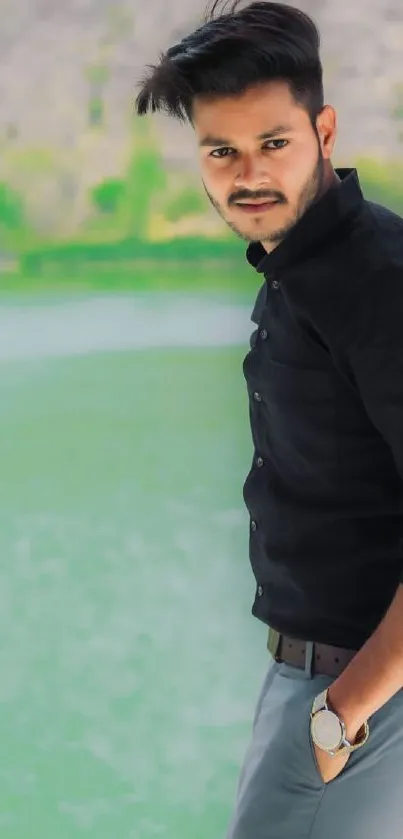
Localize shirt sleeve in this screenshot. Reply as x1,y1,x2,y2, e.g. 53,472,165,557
341,264,403,576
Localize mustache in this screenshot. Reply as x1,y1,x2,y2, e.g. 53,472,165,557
229,191,287,205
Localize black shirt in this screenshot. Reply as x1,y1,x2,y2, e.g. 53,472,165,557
243,167,403,651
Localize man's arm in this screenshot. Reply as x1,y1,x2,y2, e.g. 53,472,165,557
328,583,403,739
327,263,403,738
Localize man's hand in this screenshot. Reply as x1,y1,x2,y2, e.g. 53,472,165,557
311,683,359,784
312,741,350,784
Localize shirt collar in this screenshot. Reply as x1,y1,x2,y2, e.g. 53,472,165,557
246,168,364,275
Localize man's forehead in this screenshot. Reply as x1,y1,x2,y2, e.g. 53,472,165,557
194,79,294,109
193,84,305,138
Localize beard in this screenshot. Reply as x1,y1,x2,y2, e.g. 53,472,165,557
202,146,326,246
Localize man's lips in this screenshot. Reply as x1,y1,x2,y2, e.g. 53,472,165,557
234,199,280,214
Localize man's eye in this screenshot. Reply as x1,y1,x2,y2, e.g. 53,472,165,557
210,139,289,158
264,139,289,150
210,148,233,158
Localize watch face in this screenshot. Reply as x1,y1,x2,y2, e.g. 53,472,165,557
311,710,342,751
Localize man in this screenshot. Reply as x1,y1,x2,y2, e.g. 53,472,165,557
136,2,403,836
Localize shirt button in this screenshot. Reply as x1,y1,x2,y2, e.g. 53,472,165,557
257,585,263,597
260,329,268,340
272,280,280,290
253,391,262,402
256,456,264,467
251,520,258,531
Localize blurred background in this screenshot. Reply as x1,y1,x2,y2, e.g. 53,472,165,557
0,1,403,837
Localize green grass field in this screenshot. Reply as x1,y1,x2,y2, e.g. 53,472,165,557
0,292,269,838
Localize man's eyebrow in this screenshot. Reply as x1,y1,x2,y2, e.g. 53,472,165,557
199,125,294,147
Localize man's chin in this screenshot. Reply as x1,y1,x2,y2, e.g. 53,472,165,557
228,225,286,245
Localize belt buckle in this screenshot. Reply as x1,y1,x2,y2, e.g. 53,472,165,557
267,628,282,662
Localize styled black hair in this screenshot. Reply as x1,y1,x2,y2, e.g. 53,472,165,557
135,1,324,128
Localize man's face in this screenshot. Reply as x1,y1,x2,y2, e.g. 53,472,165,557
192,81,336,250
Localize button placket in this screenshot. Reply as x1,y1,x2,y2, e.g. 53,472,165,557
249,318,266,538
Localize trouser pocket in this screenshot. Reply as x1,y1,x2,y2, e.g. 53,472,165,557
307,720,326,787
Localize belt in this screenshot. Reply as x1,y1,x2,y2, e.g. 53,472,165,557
267,627,357,678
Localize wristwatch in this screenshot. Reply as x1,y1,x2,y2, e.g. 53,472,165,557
310,689,369,757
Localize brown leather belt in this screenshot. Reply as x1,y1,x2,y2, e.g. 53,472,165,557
267,627,358,678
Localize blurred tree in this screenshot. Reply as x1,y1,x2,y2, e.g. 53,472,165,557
88,96,104,127
163,186,207,222
91,178,125,214
0,182,25,230
85,64,110,128
0,181,26,250
118,118,167,239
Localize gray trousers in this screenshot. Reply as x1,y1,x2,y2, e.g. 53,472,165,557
226,658,403,839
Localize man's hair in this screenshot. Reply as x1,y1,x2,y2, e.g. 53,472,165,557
135,1,324,128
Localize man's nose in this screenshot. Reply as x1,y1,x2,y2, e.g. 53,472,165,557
233,154,271,190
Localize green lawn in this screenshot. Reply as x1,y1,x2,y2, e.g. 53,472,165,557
0,336,268,838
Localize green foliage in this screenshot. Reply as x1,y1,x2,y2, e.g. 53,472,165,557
356,157,403,213
88,96,104,127
89,120,203,234
0,259,250,295
0,182,25,230
91,178,125,214
5,146,56,174
18,152,403,280
163,187,207,222
4,138,403,280
115,118,167,238
0,181,29,250
85,64,110,86
20,235,245,274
